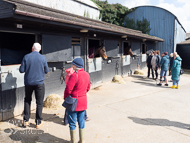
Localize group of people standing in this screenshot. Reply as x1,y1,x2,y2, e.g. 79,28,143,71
146,50,182,89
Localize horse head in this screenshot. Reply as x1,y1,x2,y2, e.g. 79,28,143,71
99,46,108,60
128,48,133,56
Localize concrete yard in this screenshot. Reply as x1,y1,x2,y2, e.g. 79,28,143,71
0,71,190,143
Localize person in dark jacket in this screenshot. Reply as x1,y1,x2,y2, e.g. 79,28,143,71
64,58,91,143
151,51,160,80
146,51,154,78
19,43,49,129
171,52,182,89
169,53,174,76
157,52,169,86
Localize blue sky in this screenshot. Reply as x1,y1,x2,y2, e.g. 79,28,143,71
107,0,190,33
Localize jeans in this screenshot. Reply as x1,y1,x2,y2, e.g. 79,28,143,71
173,80,179,85
67,110,85,130
24,84,45,125
63,110,87,125
160,70,167,77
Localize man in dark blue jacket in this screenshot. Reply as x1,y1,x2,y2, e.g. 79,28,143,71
19,43,49,129
146,51,154,78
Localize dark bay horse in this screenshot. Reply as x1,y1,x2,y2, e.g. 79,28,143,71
89,46,108,60
124,46,133,56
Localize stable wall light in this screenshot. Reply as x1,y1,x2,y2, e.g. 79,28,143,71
121,35,127,38
142,39,147,42
80,29,88,33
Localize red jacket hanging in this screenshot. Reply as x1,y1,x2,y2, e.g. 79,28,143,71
64,68,91,111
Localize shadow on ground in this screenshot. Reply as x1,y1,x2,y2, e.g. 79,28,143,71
131,75,170,88
2,128,69,143
3,112,65,129
1,113,69,143
128,117,190,130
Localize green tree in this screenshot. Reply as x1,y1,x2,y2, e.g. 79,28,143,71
91,0,151,34
92,0,131,26
124,17,151,34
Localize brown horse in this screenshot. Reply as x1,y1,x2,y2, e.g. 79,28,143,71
124,46,133,56
94,46,108,60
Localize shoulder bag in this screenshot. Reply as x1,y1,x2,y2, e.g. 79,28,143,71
62,71,78,112
180,69,184,75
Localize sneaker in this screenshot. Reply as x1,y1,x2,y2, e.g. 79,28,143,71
157,83,162,86
22,120,29,127
165,84,168,86
36,121,44,129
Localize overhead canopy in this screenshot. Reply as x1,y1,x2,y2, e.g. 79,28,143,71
177,40,190,45
1,0,164,42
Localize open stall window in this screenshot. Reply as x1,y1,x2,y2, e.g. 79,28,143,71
0,32,35,65
72,37,81,59
123,42,133,56
88,39,100,58
142,43,147,54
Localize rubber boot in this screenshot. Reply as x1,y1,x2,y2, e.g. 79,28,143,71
70,130,76,143
79,128,85,143
176,85,179,89
170,85,175,89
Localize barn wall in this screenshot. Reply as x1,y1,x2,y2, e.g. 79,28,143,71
105,40,119,57
102,57,121,82
147,41,155,52
131,41,141,55
23,0,100,20
176,44,190,69
45,62,72,97
42,34,72,62
174,20,186,52
127,6,175,54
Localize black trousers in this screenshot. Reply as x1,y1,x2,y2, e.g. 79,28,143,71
147,66,154,78
24,84,45,125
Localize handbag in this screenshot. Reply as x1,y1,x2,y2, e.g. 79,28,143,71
62,71,78,112
180,69,184,75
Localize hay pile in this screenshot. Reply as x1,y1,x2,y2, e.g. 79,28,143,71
43,94,64,110
134,69,145,75
112,75,126,84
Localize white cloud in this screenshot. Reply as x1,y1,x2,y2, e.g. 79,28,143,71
157,2,190,32
123,0,151,9
159,0,165,3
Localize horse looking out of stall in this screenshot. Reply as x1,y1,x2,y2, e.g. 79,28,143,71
89,46,108,60
124,46,133,56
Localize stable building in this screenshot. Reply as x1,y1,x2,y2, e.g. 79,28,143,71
0,0,163,121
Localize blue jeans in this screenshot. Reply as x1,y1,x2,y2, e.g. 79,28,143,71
160,70,167,77
67,110,85,130
63,110,87,125
173,80,179,85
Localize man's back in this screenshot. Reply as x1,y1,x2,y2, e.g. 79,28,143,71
19,51,49,85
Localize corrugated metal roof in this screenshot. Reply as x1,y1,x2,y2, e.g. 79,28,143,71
2,0,164,42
